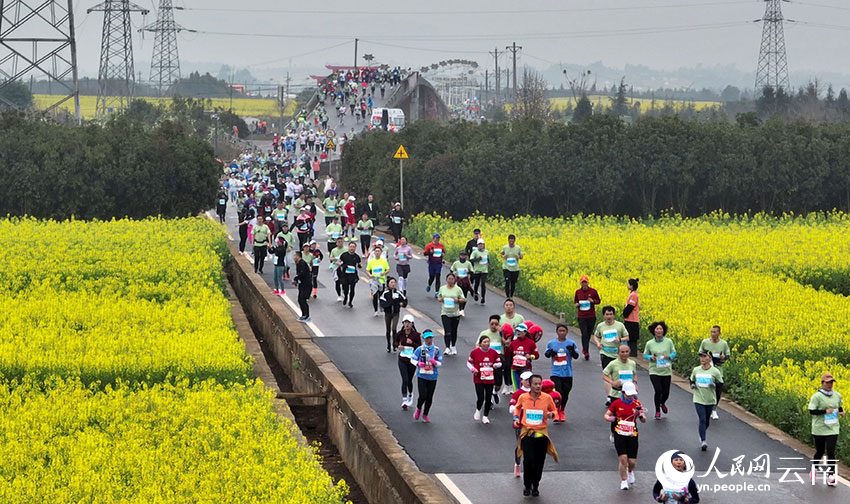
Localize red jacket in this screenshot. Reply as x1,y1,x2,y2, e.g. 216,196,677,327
508,337,539,371
344,201,356,221
423,242,445,264
574,287,601,319
467,348,502,384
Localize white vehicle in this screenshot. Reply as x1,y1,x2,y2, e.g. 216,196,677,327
370,108,405,132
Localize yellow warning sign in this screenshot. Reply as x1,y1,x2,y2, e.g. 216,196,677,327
326,139,336,150
393,145,409,159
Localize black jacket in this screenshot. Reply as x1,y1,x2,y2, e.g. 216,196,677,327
379,288,408,314
361,200,381,222
295,259,312,286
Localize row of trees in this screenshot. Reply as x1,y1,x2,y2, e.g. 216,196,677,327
0,112,220,219
340,115,850,218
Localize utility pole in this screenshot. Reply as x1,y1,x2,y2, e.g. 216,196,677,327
503,68,511,103
142,0,193,96
354,38,358,68
89,0,149,117
0,0,81,122
754,0,790,92
489,47,500,105
505,42,522,104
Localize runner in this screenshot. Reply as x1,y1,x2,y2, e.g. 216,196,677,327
357,212,374,257
464,228,482,256
216,189,227,223
269,235,288,295
252,216,272,274
604,381,646,491
469,238,489,304
393,237,413,295
575,275,602,360
509,371,532,478
541,379,562,422
275,222,295,280
698,325,731,420
380,277,408,352
593,306,629,399
513,374,559,497
388,202,405,243
394,315,421,409
307,240,323,298
367,244,390,316
603,343,638,412
294,208,312,250
450,250,473,316
508,323,539,391
423,233,446,295
689,350,723,451
623,278,640,357
543,323,579,422
325,216,343,253
329,237,347,301
322,193,338,226
343,195,357,238
270,200,288,236
470,314,500,394
808,372,844,486
500,234,523,299
412,329,443,423
652,451,700,502
338,241,362,308
467,333,502,424
643,321,677,419
293,251,312,322
437,272,466,355
499,299,524,394
237,204,254,254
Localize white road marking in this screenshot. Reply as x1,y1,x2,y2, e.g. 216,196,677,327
277,293,325,337
435,474,474,504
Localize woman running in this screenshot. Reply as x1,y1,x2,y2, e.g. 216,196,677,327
574,276,601,360
367,245,389,316
380,277,408,352
690,350,724,451
357,212,373,257
467,333,502,424
412,330,443,423
508,323,539,391
469,238,489,304
450,250,473,316
393,237,413,295
543,323,579,422
394,315,421,410
623,278,640,357
808,372,844,486
643,321,677,419
438,272,466,356
604,381,646,490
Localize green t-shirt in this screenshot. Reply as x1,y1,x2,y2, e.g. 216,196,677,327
367,257,390,284
699,338,732,376
808,390,843,436
276,231,294,251
322,197,338,213
603,359,637,399
292,198,305,212
451,260,472,280
501,244,523,271
252,224,271,245
438,285,465,317
689,365,724,405
325,223,343,242
330,246,346,261
470,249,490,274
499,313,525,330
594,320,628,358
271,208,288,224
643,338,677,376
478,329,503,354
357,219,373,236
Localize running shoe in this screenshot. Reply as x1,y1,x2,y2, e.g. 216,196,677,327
422,415,430,423
655,412,661,420
701,441,708,451
401,398,408,410
828,475,837,486
279,290,285,295
620,480,629,491
451,346,458,355
627,471,635,484
271,289,279,295
482,416,490,424
296,316,305,321
413,408,421,420
300,317,311,323
583,351,590,361
473,410,481,421
711,410,719,420
434,292,439,299
337,295,343,302
348,302,353,308
522,487,531,497
373,311,380,317
661,403,668,414
558,410,566,422
459,309,465,317
426,285,431,292
492,393,500,405
531,488,539,497
514,464,521,478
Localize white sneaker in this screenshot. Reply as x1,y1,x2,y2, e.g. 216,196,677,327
620,480,629,491
459,309,465,317
373,311,380,317
711,410,719,420
473,409,481,421
828,475,837,486
482,416,490,424
502,385,513,395
451,346,458,355
627,471,635,484
446,347,454,356
337,295,343,302
401,398,409,409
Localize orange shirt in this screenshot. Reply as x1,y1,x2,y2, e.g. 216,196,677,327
625,291,639,323
515,392,557,430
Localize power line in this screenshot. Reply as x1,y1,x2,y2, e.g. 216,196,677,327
794,1,850,12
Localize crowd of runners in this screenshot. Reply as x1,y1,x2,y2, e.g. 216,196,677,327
216,146,844,500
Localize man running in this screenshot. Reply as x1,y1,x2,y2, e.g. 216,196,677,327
604,381,646,490
423,233,446,295
513,374,559,497
500,234,523,299
603,343,638,414
469,238,489,304
593,306,629,397
388,202,405,244
544,323,579,422
690,350,723,451
575,275,601,360
338,241,361,308
357,212,374,257
367,244,389,316
325,216,343,253
252,216,272,274
698,325,731,420
329,237,347,301
293,251,312,322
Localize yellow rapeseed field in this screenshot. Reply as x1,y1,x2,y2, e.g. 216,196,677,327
549,95,722,113
408,213,850,462
0,217,349,502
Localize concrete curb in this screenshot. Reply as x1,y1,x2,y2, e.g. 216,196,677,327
225,240,453,504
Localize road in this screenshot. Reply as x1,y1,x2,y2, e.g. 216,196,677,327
216,202,849,504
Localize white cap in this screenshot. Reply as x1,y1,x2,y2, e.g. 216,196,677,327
402,314,415,323
520,371,533,381
348,196,356,201
622,382,637,396
477,238,485,244
309,239,317,245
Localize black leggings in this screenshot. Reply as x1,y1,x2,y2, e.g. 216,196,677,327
341,275,357,303
253,245,267,273
503,269,519,298
624,320,640,357
385,312,399,349
649,374,672,413
715,380,724,404
311,265,319,289
442,315,460,348
550,376,573,411
238,225,248,252
474,382,494,415
813,434,839,474
521,434,549,490
360,234,371,255
372,286,384,312
471,273,487,301
501,354,512,387
398,358,416,396
577,317,596,354
297,284,311,317
416,378,437,415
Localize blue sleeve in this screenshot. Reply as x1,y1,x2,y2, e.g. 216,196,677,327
643,353,652,361
670,352,678,359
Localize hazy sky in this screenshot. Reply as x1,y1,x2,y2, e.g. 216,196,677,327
70,0,850,82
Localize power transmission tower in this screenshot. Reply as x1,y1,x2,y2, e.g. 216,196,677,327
142,0,189,95
754,0,790,92
489,47,500,105
88,0,149,117
505,41,521,103
0,0,80,121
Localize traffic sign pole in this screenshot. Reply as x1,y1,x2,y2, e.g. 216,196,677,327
399,158,404,210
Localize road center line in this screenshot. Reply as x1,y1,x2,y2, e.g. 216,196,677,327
434,474,473,504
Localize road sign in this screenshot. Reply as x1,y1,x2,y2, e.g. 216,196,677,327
326,139,336,149
394,145,409,159
326,129,336,139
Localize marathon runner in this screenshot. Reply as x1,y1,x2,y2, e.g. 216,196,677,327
325,216,343,253
467,333,502,424
698,325,731,420
338,241,361,308
690,350,724,451
423,233,446,296
394,315,421,409
329,237,347,301
508,323,539,391
388,202,405,243
412,330,443,423
469,238,489,304
293,251,312,322
437,272,466,355
623,278,640,357
269,235,288,295
357,212,374,257
379,277,408,352
500,234,523,299
509,371,532,478
603,343,638,413
604,381,646,491
543,323,579,422
808,372,844,486
252,217,272,274
513,374,559,497
393,237,413,295
307,240,323,298
593,306,630,399
367,245,389,316
450,251,473,316
216,189,227,224
480,315,505,405
575,275,601,360
643,321,677,419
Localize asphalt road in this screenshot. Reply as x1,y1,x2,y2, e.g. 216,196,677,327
216,201,849,504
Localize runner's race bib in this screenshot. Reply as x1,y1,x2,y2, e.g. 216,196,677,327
392,292,399,299
479,366,495,381
433,249,443,257
361,229,370,235
345,265,356,274
443,298,456,308
656,356,671,368
420,363,434,375
554,350,568,366
490,341,502,353
696,373,713,388
219,199,226,205
457,268,468,278
273,256,279,265
525,409,544,426
480,255,488,264
277,215,285,221
399,254,406,261
618,371,634,383
512,354,528,368
328,206,335,211
312,259,319,266
506,257,518,267
373,266,384,275
603,330,619,344
300,224,308,231
393,216,401,224
332,232,340,239
616,420,636,436
399,346,414,358
579,300,591,311
824,411,839,425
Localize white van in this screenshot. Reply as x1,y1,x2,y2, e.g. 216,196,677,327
370,108,405,132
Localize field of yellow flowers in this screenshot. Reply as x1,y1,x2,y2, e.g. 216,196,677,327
408,213,850,463
0,218,348,503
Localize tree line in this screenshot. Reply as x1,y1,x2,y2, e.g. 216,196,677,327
0,112,220,219
340,115,850,218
